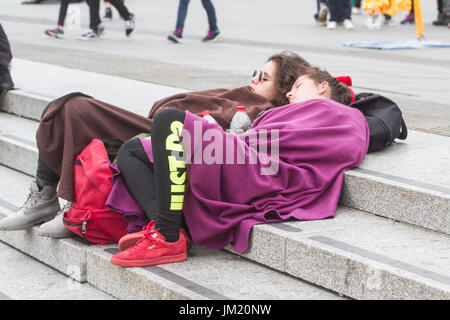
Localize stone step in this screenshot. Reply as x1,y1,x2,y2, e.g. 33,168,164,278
232,209,450,299
0,111,448,237
1,164,449,299
0,58,187,120
0,165,344,300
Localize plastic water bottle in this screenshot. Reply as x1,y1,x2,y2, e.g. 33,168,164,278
229,106,252,134
201,110,218,124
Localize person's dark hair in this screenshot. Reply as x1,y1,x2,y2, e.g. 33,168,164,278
305,66,353,105
267,50,310,107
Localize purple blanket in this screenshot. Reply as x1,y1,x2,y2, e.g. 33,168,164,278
107,98,369,252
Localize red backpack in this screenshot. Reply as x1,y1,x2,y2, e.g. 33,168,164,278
63,139,127,244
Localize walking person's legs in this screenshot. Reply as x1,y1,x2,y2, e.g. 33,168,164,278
45,0,70,38
175,0,190,31
433,0,450,25
78,0,104,40
201,0,220,41
168,0,190,43
108,0,135,36
57,0,71,26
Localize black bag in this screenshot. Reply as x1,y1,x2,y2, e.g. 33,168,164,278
350,93,407,153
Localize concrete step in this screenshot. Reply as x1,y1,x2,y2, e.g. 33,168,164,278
0,165,344,300
1,164,449,299
0,241,115,300
1,111,448,237
232,209,450,299
0,58,187,120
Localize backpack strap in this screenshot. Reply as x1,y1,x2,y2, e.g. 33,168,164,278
398,118,408,140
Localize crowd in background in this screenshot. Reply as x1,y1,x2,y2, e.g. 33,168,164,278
314,0,449,30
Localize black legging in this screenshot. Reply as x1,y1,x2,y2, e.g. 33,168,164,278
57,0,71,26
87,0,132,30
116,138,158,220
117,109,187,242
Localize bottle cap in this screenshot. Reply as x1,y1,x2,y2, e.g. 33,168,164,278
201,110,211,116
236,106,246,111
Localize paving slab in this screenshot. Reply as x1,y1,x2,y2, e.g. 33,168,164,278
0,58,187,120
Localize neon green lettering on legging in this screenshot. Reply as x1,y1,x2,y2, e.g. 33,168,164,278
165,120,186,212
166,121,184,152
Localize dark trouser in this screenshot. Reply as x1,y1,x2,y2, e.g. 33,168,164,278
36,101,60,188
108,0,132,20
175,0,218,31
328,0,351,21
87,0,130,30
117,109,187,242
87,0,101,31
0,24,12,69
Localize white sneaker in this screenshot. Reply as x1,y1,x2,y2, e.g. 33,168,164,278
327,21,337,29
125,14,135,36
352,7,361,15
78,24,104,40
0,181,60,231
38,201,74,238
367,15,382,29
343,19,355,29
78,30,99,40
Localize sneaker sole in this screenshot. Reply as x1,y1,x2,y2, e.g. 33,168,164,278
110,252,187,267
0,214,56,231
202,35,219,42
45,31,64,39
168,35,181,43
119,232,192,252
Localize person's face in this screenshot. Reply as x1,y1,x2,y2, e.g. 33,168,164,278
250,61,277,102
286,75,330,104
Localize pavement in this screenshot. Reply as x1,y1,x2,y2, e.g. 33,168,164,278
0,0,449,301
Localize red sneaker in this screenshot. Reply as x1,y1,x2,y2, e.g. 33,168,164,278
118,221,192,252
118,221,155,252
111,228,187,267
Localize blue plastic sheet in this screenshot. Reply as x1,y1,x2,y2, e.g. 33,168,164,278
342,39,450,50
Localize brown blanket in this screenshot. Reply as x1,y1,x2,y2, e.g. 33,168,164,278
36,87,273,202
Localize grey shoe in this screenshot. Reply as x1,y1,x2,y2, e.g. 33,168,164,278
0,180,60,231
38,201,74,238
